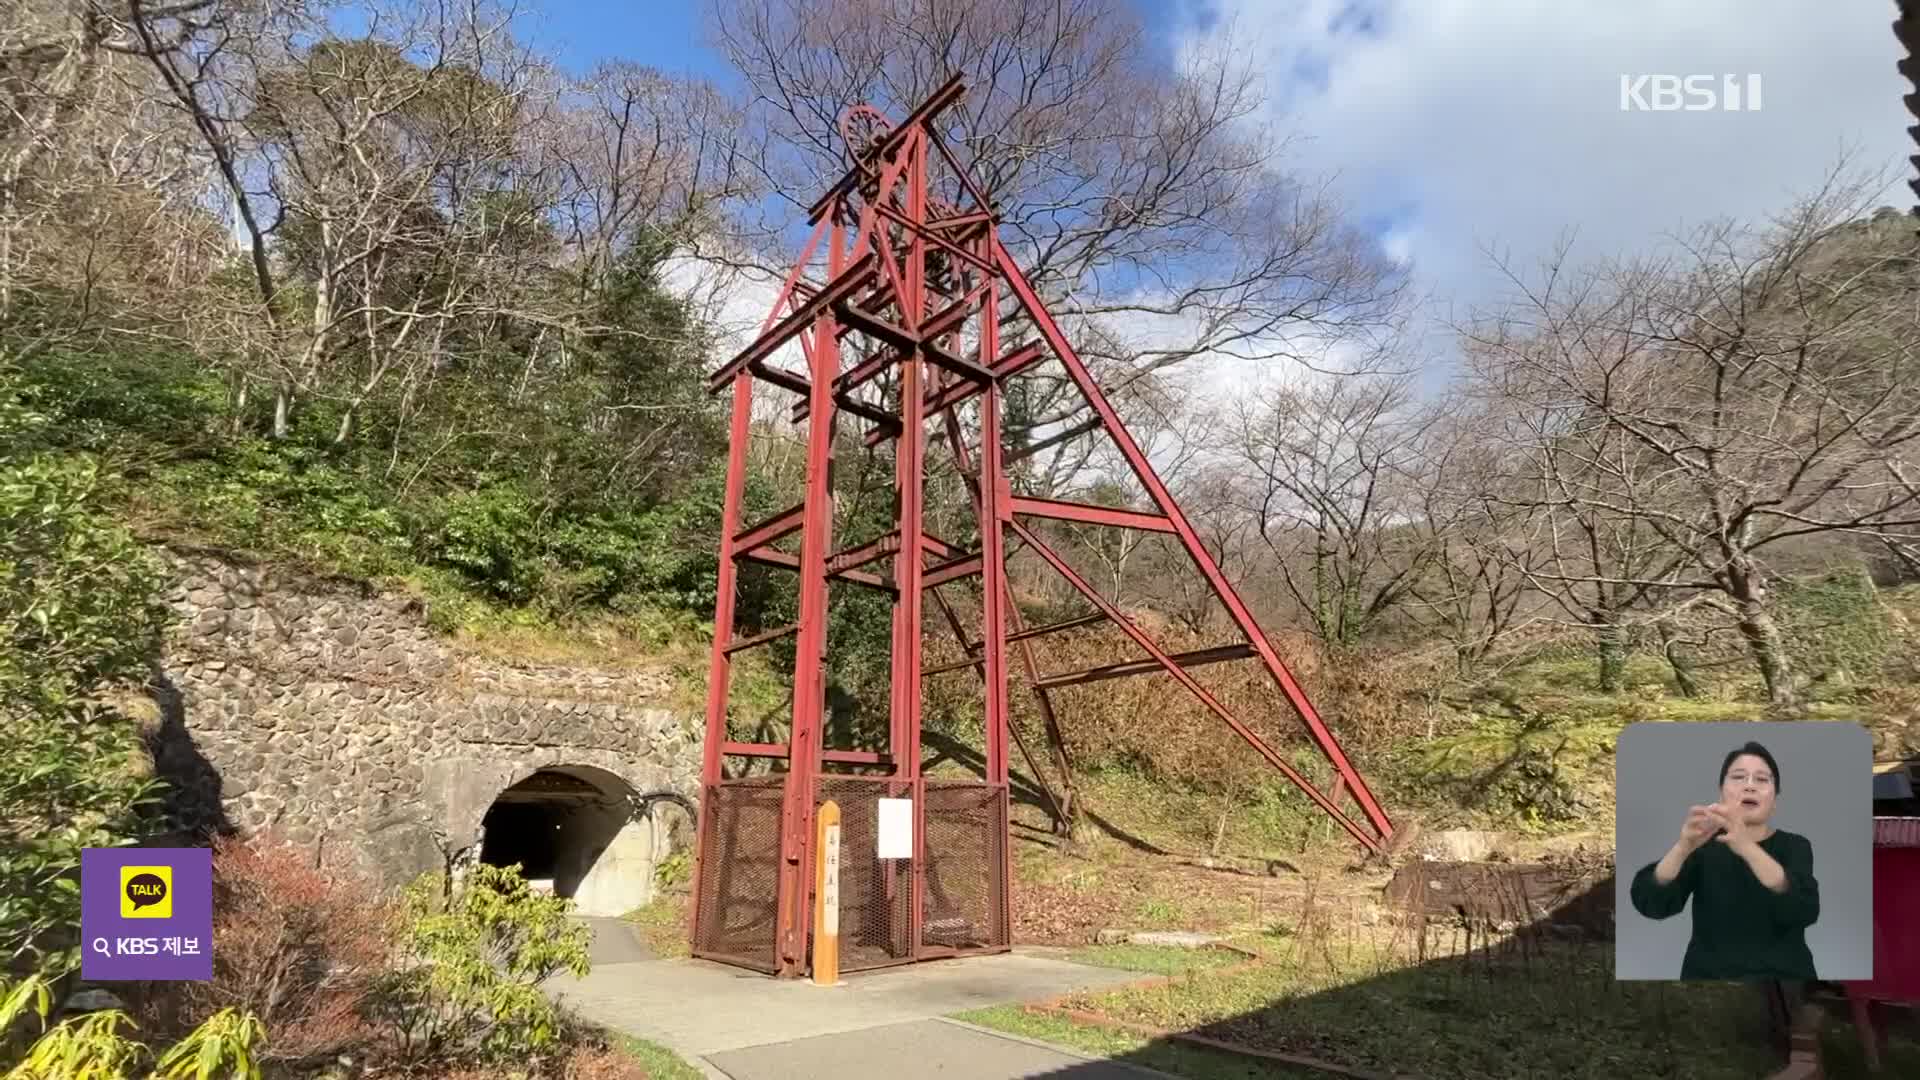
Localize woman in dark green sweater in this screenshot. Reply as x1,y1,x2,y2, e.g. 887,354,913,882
1628,740,1821,980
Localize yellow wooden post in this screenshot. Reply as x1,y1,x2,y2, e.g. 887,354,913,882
812,800,841,986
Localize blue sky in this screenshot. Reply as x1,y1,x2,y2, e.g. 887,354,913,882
527,0,1197,81
530,1,1915,390
526,2,721,79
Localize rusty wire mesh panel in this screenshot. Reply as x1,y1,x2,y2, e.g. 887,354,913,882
921,781,1009,953
815,776,913,972
692,776,785,972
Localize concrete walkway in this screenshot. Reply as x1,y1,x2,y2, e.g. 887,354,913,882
547,940,1170,1080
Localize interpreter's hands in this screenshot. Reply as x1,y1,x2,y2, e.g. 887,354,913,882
1708,804,1763,851
1678,804,1721,851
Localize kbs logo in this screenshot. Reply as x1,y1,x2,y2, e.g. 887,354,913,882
1619,74,1763,112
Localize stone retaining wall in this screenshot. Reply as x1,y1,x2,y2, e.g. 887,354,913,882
148,547,701,908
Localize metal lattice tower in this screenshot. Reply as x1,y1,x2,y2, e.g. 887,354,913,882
689,76,1393,980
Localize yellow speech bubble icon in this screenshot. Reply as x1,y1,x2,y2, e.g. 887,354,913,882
120,865,172,919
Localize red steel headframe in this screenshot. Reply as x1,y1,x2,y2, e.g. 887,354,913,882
691,74,1393,979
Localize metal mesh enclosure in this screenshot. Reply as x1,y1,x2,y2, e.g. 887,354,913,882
691,777,784,972
814,776,913,972
921,781,1009,953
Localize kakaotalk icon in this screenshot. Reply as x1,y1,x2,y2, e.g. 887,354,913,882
81,848,212,981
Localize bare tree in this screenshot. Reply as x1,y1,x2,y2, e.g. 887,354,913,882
1464,171,1920,705
551,61,757,298
125,0,583,441
1472,373,1692,691
1231,371,1438,648
1147,460,1258,635
1401,403,1533,675
0,1,218,345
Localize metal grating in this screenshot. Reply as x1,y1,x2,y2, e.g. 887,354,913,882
691,777,785,972
815,776,914,972
921,781,1009,953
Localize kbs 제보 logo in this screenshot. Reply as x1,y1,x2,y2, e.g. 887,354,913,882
82,848,211,981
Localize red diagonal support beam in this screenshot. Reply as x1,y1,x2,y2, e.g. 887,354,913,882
1009,519,1380,853
734,503,805,553
1035,643,1256,689
994,238,1392,845
725,622,799,655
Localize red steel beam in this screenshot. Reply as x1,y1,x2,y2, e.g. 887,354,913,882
707,254,877,392
875,202,996,274
994,237,1393,845
723,742,891,766
794,285,980,421
835,302,918,350
1009,519,1381,854
920,533,963,559
941,400,1079,837
928,584,1060,826
923,552,984,588
978,280,1013,796
922,340,994,385
928,209,993,231
923,610,1111,673
770,221,849,977
860,340,1046,449
976,611,1108,650
827,532,902,575
1009,495,1175,534
1007,416,1102,465
753,362,902,433
734,503,806,554
924,654,986,678
791,350,892,423
747,361,812,397
900,129,931,961
689,371,753,950
1035,643,1256,690
738,545,895,593
725,622,799,655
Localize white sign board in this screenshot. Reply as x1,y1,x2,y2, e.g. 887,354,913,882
822,823,841,935
876,798,913,859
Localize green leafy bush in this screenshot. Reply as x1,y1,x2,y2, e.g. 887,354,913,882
652,850,692,891
0,375,173,978
375,864,591,1066
1,976,265,1080
425,485,546,603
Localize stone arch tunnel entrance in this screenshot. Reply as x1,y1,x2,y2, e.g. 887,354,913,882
478,765,686,917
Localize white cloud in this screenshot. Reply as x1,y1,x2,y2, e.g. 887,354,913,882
1173,0,1913,340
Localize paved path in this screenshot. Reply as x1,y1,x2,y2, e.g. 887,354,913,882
578,917,656,966
705,1017,1174,1080
546,941,1169,1080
